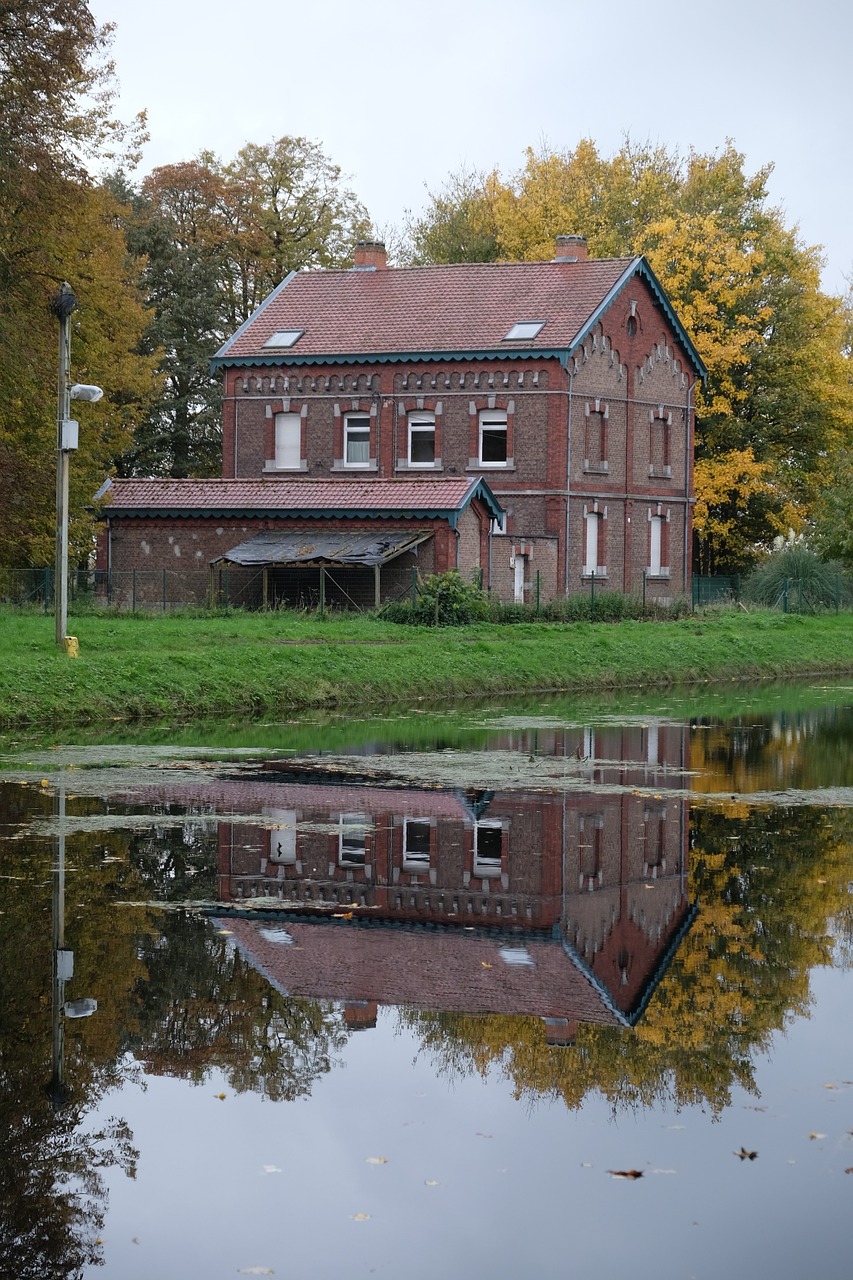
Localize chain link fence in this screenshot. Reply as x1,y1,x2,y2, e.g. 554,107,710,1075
3,565,852,616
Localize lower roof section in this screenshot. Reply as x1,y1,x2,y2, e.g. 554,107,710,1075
99,475,504,525
211,528,431,568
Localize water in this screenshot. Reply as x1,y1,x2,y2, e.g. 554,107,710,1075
1,682,852,1279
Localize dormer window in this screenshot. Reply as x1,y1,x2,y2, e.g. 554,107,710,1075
503,320,544,341
263,329,304,349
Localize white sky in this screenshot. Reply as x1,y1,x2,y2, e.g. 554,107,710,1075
91,0,852,295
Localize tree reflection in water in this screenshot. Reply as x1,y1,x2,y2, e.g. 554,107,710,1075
2,697,853,1273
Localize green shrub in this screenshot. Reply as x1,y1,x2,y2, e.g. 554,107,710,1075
383,578,691,626
382,571,490,626
744,543,847,612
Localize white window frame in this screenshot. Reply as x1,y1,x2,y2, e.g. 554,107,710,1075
339,812,370,867
407,413,436,468
265,807,297,865
273,412,302,470
473,821,503,876
502,320,544,341
343,414,371,469
583,507,605,577
402,817,432,870
647,511,669,577
263,329,304,349
478,410,508,467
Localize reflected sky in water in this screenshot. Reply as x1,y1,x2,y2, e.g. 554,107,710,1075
1,681,852,1278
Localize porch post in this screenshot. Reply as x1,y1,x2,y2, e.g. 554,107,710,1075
374,563,381,609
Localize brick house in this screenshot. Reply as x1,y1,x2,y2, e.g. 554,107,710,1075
112,716,694,1032
100,234,704,606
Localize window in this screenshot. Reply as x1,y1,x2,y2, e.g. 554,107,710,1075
649,406,672,477
264,329,303,348
402,818,431,870
274,412,301,469
339,813,369,867
344,414,371,468
408,413,436,467
473,821,503,875
648,513,668,577
479,410,508,466
584,401,608,472
503,320,544,341
578,812,604,890
583,507,605,576
266,808,297,864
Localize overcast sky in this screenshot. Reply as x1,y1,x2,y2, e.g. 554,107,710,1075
91,0,851,295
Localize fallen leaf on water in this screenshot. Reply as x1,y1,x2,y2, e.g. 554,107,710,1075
351,1212,371,1222
366,1157,388,1165
607,1169,644,1179
214,1093,226,1100
735,1148,758,1160
845,1168,853,1174
809,1132,827,1140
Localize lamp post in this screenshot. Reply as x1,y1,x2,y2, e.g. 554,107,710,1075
52,283,102,651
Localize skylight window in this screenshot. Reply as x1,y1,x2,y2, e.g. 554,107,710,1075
503,320,544,341
264,329,304,348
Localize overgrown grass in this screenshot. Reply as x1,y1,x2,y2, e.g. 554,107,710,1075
2,606,853,731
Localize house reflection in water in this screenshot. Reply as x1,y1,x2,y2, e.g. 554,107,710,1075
204,721,695,1041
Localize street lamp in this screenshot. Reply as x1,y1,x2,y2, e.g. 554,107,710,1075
52,284,103,652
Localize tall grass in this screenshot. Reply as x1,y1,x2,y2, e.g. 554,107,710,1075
744,545,848,613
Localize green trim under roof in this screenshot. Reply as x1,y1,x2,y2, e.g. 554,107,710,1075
211,347,570,372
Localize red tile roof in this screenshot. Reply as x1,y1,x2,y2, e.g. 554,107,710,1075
216,257,636,362
215,917,623,1024
102,476,490,515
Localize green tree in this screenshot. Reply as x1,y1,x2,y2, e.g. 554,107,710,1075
114,164,224,477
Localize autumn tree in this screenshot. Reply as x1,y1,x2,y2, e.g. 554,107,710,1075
0,2,154,568
405,140,853,572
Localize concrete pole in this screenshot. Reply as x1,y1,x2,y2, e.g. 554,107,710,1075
53,284,76,648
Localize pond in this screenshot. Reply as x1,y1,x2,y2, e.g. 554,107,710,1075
1,681,852,1279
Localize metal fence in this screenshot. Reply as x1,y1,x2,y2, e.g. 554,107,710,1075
0,564,418,614
3,565,852,616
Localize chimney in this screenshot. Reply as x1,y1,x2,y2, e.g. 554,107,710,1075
554,234,588,262
353,240,387,270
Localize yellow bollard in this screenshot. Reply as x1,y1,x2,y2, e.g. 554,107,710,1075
63,635,80,658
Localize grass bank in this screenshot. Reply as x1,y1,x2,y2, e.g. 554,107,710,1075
2,608,853,730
